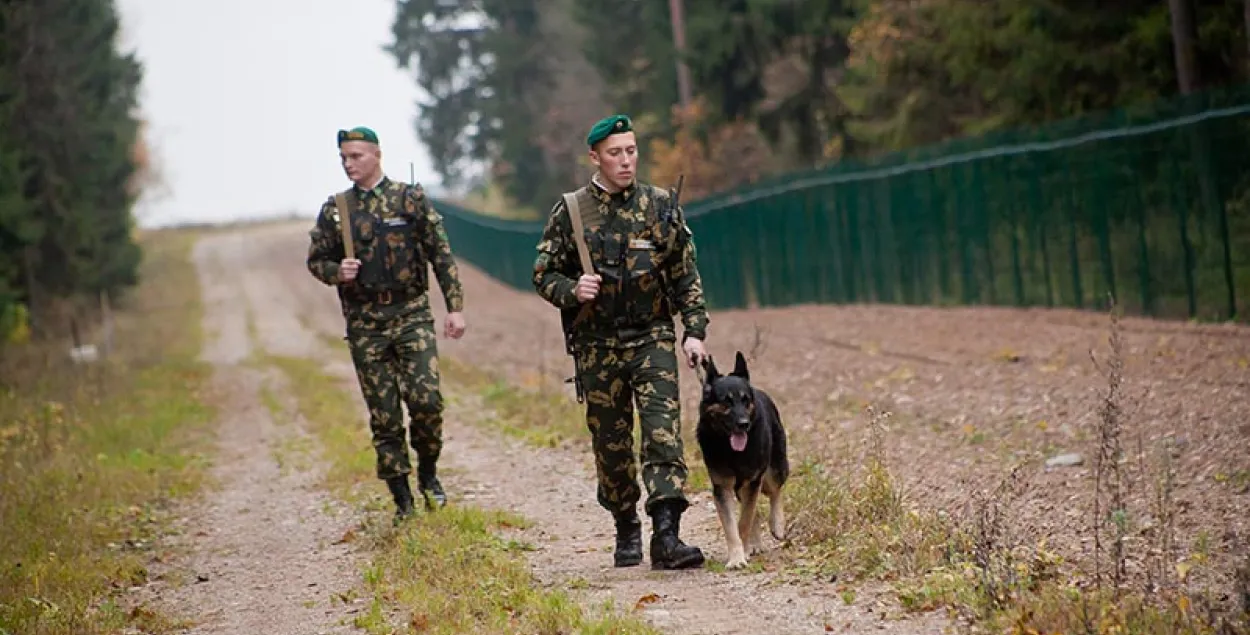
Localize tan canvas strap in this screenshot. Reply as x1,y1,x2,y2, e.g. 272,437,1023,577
561,189,596,329
562,190,593,275
333,191,355,260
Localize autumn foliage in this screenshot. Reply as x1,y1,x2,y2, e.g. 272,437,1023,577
645,99,777,201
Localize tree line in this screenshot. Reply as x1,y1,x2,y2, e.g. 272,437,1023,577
0,0,150,343
387,0,1250,214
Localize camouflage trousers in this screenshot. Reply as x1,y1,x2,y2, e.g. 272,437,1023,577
574,339,690,516
346,316,443,481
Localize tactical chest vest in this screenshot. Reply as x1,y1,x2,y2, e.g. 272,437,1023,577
562,185,682,334
334,186,429,296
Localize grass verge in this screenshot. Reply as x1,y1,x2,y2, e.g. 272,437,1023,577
442,358,586,449
0,229,216,635
265,351,660,634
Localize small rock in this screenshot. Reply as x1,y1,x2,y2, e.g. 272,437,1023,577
196,574,210,583
1046,453,1084,468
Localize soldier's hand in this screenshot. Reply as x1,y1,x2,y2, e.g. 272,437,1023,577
444,311,466,340
575,274,601,302
682,337,707,369
338,258,361,283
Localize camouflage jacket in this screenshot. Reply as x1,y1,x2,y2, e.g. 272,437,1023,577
307,176,464,325
532,177,709,350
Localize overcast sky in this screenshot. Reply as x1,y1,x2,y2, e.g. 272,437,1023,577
116,0,440,228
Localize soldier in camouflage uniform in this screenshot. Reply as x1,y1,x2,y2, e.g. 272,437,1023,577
307,126,467,521
533,114,709,570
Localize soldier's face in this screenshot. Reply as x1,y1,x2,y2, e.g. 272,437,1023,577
339,141,381,185
590,132,637,191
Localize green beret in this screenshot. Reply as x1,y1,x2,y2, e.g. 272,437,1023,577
586,114,632,147
337,126,379,146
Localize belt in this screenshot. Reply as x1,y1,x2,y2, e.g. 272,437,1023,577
349,287,416,306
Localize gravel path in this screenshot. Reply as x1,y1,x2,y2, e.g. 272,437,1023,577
137,232,364,634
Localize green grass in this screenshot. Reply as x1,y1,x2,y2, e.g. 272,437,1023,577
442,358,587,448
0,230,216,635
350,508,656,635
265,352,659,634
263,355,376,501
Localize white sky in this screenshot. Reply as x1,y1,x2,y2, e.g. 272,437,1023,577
116,0,441,228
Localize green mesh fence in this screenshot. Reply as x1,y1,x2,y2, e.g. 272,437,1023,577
432,83,1250,322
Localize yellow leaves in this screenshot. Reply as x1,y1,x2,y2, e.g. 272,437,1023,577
846,1,907,67
1175,561,1192,582
409,612,430,631
646,97,775,199
995,347,1022,363
632,592,661,611
2,303,31,344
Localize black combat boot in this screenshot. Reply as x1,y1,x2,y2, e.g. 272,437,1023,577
417,464,447,510
648,500,705,570
385,475,415,523
612,510,643,567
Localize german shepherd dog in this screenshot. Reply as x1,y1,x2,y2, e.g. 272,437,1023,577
695,351,789,569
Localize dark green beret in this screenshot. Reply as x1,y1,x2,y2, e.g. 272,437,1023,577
586,114,632,147
337,126,379,146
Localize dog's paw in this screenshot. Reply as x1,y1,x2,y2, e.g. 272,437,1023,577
725,551,748,569
747,537,766,555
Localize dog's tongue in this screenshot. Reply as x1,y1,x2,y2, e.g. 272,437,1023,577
730,431,748,452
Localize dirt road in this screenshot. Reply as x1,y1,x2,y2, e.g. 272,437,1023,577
137,232,363,634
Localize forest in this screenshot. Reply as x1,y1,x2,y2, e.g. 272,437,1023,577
0,0,151,343
386,0,1250,214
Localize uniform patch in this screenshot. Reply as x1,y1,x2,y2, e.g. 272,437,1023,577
385,217,409,227
628,238,655,250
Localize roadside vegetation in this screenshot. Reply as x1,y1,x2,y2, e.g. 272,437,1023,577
0,230,216,635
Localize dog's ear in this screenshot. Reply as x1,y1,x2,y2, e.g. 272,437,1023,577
704,355,720,382
732,350,750,381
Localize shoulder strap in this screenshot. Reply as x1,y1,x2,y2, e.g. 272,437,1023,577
333,190,355,260
561,189,594,275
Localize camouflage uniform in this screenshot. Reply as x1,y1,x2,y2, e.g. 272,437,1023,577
307,174,463,512
533,164,710,569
